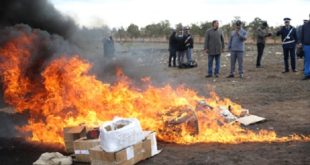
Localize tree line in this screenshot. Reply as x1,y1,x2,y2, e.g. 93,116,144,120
112,17,283,43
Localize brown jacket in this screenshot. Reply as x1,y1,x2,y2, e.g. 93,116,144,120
204,28,224,55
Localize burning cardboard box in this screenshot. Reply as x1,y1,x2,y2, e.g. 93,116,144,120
89,131,161,165
63,125,86,153
73,137,100,162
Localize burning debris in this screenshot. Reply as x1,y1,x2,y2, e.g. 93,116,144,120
0,23,309,156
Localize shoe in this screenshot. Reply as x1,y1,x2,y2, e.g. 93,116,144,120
256,65,263,68
240,74,244,79
293,70,298,72
205,75,212,78
282,71,289,73
302,76,310,80
215,74,219,78
168,65,172,67
226,74,234,78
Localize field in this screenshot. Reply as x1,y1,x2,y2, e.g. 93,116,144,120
0,42,309,165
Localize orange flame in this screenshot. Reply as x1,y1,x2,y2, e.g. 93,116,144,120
0,32,309,145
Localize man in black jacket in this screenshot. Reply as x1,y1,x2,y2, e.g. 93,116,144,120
301,14,310,80
176,29,187,66
168,30,177,67
184,27,194,64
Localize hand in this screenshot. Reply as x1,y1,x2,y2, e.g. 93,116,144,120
297,43,302,48
205,49,208,54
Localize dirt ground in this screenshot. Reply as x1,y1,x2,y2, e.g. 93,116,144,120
0,43,309,165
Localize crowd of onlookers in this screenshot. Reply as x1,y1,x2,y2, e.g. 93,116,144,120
168,14,310,80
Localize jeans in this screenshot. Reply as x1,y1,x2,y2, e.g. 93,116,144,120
169,49,176,66
186,48,193,64
177,51,185,66
256,43,265,66
283,47,296,71
304,45,310,77
230,51,244,75
208,54,221,75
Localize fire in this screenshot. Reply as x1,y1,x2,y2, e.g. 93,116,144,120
0,30,309,145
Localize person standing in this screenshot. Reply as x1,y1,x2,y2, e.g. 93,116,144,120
176,28,186,67
301,14,310,80
184,27,194,65
276,18,298,73
103,36,115,58
168,30,177,67
296,20,308,59
204,20,225,78
256,21,272,68
227,20,247,78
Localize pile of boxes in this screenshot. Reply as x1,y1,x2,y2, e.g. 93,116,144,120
63,118,161,165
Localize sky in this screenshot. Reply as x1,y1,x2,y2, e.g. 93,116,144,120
50,0,310,28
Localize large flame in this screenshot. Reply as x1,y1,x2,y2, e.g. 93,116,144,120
0,31,309,145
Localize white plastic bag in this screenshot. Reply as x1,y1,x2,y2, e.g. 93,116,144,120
99,117,144,152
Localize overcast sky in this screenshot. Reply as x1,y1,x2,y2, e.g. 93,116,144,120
50,0,310,28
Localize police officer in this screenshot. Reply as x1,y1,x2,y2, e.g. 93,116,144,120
276,18,298,73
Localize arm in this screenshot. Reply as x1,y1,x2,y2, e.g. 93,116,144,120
293,28,298,44
221,31,225,50
204,31,209,51
301,25,304,44
239,30,247,41
228,32,233,50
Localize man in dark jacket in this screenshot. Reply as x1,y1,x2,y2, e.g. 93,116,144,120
256,21,272,68
204,20,225,78
301,14,310,80
176,29,187,66
168,30,177,67
184,27,194,64
276,18,298,73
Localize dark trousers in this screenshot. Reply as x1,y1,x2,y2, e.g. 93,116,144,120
169,49,176,66
256,43,265,66
283,47,296,71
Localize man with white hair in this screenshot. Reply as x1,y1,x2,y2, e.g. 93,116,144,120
301,14,310,80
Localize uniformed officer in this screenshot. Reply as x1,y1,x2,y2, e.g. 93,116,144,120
276,18,298,73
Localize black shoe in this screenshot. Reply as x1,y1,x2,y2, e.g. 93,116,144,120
205,75,212,78
168,64,172,67
215,74,219,78
226,74,234,78
256,65,263,68
282,71,289,73
302,76,310,80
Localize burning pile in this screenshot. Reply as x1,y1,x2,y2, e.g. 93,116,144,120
0,25,309,146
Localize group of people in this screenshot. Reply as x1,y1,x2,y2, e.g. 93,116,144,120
168,27,194,68
168,14,310,80
254,16,310,80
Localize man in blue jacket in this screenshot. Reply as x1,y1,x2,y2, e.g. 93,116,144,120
276,18,298,73
227,20,247,79
301,14,310,80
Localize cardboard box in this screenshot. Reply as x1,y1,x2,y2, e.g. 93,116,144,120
90,131,161,165
63,126,86,153
73,137,100,162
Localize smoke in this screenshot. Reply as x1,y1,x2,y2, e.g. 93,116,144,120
0,0,77,38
